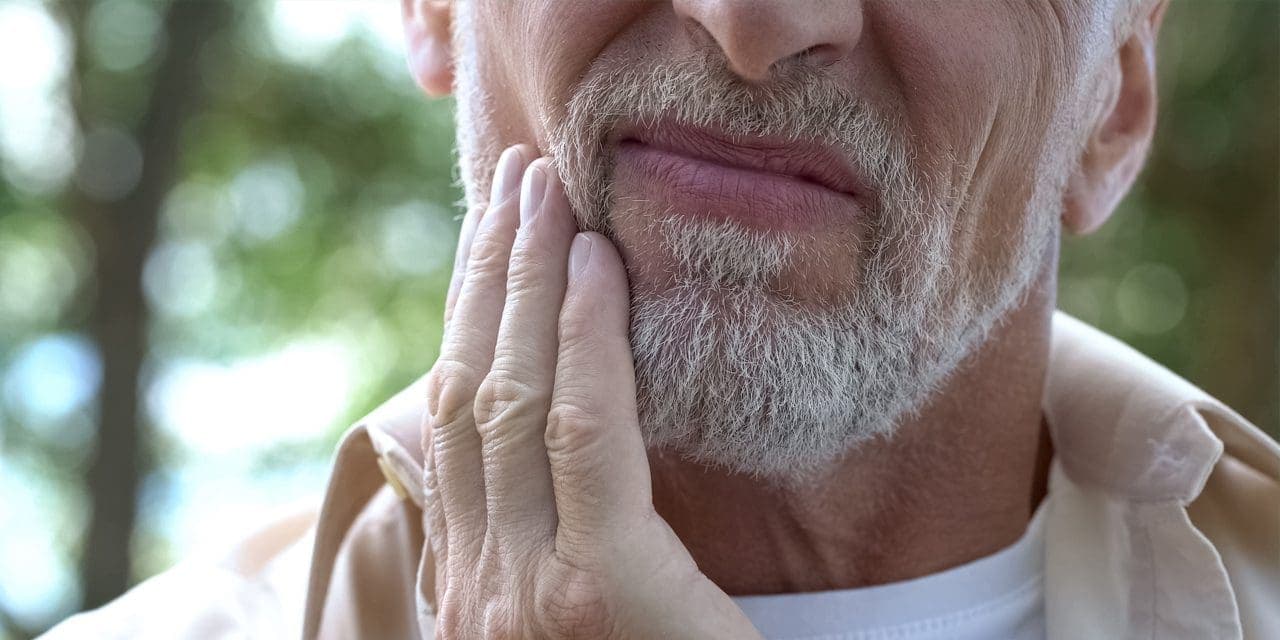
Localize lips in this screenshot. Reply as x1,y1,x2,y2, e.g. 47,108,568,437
610,120,868,231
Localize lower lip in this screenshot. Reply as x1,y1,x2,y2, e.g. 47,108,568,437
612,141,862,232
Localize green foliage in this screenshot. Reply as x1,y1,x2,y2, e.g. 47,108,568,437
1060,0,1279,434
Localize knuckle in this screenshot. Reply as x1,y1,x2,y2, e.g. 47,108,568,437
427,359,485,436
544,400,603,453
472,373,544,438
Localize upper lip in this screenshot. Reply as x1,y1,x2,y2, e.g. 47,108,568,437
612,119,867,199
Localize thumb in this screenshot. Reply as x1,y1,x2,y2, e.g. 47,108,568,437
547,232,651,539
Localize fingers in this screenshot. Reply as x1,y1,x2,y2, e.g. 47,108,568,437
546,232,652,541
427,188,485,587
474,160,578,546
444,145,532,330
427,145,532,566
443,203,483,330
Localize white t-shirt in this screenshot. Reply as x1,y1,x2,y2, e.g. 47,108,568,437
732,504,1047,640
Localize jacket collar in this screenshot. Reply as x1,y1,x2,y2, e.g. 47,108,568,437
1045,313,1275,505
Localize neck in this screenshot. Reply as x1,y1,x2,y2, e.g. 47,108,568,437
648,260,1057,595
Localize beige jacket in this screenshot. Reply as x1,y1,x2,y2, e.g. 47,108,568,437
43,313,1280,639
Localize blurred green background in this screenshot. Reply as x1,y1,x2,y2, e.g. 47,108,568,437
0,0,1275,636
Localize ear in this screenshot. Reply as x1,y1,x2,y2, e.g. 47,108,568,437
402,0,454,96
1062,0,1168,234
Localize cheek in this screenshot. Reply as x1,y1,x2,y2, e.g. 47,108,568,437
485,1,651,153
873,3,1076,268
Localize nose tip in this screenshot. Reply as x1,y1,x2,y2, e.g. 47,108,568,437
673,0,863,83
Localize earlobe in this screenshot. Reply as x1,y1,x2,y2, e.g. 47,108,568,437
403,0,454,96
1061,2,1164,235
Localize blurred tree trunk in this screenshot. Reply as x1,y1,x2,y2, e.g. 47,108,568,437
63,0,231,610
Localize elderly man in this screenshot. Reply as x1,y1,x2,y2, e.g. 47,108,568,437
46,1,1278,639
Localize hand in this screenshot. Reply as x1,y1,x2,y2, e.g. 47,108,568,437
422,145,761,639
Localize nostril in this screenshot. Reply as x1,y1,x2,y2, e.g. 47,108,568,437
796,44,844,68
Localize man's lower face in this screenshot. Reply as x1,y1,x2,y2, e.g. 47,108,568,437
458,50,1058,480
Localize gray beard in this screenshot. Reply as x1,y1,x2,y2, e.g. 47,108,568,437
623,210,961,481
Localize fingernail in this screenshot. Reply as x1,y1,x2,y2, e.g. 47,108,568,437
568,233,593,279
520,163,547,226
489,147,524,206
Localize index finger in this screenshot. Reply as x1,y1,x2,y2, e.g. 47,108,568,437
443,203,483,329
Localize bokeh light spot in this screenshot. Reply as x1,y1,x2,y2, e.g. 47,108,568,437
86,0,164,73
2,334,101,428
1116,263,1190,335
143,240,219,318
